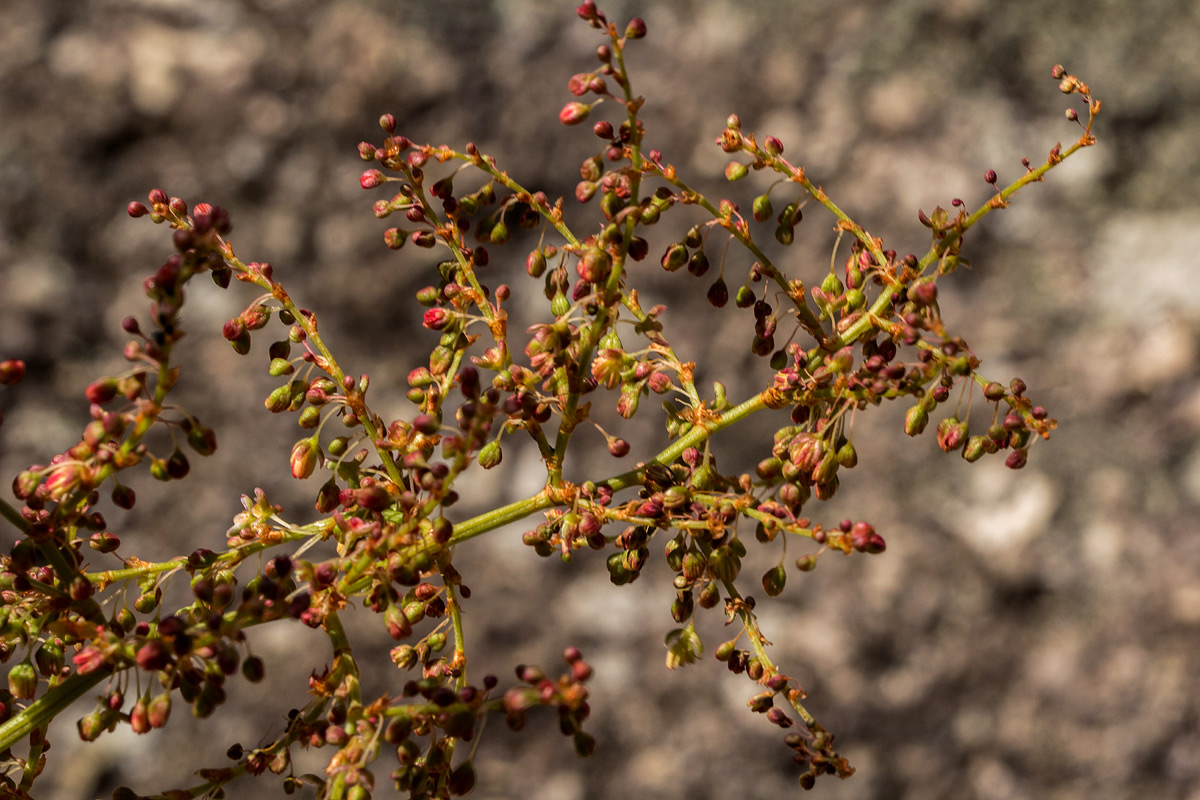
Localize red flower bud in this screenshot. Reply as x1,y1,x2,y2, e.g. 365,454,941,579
559,102,592,126
360,169,385,189
290,437,320,480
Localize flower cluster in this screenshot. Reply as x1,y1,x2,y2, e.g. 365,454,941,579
0,3,1099,797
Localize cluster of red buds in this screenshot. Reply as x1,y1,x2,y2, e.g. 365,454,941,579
0,5,1099,797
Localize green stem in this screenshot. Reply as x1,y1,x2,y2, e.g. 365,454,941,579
0,669,112,751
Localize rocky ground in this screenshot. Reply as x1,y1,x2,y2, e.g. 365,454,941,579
2,1,1199,799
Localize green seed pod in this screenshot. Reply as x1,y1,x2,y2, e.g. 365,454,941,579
707,546,740,582
661,243,688,271
724,161,749,181
9,659,38,699
752,193,773,222
526,249,547,278
489,218,510,245
820,272,844,296
478,440,503,469
774,224,794,246
762,565,787,597
551,290,570,317
836,439,858,468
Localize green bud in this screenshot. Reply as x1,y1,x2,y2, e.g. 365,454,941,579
820,272,844,296
661,243,688,271
904,405,929,436
752,193,773,222
478,440,503,469
724,161,749,181
8,661,37,699
551,290,570,317
836,439,858,468
489,218,510,245
268,357,294,377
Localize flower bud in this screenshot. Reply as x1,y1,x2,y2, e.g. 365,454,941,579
147,692,171,728
577,248,612,283
624,17,647,39
290,437,320,479
359,169,385,189
355,485,391,511
8,661,37,699
724,161,749,181
477,440,503,469
904,405,928,436
607,437,630,457
559,102,592,126
936,417,968,453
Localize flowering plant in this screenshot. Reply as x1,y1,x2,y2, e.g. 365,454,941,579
0,3,1099,798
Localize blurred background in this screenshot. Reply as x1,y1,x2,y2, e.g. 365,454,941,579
2,1,1199,798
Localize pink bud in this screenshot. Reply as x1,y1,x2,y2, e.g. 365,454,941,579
360,169,385,189
559,102,591,126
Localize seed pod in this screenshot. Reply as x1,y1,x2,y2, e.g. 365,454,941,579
725,161,749,181
750,193,774,223
707,278,729,308
8,661,37,699
762,565,787,596
936,417,968,453
661,243,687,271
